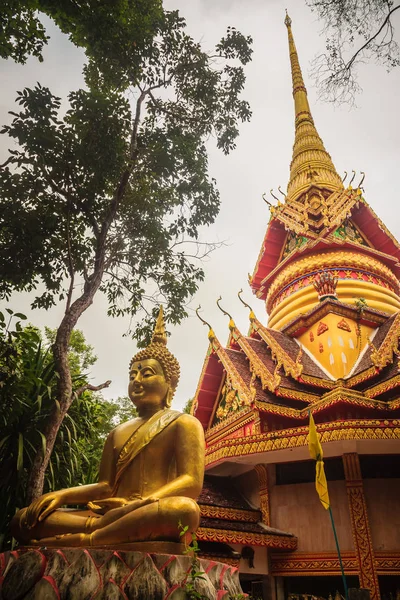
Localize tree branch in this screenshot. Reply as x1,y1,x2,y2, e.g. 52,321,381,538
344,3,400,72
75,379,112,397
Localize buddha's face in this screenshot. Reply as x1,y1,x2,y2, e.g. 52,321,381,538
128,358,169,412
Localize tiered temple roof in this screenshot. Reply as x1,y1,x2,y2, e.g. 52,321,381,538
192,14,400,563
197,475,296,554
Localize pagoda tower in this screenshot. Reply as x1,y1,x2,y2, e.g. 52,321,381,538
192,14,400,600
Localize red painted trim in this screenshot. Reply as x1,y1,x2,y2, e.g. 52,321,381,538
42,576,61,600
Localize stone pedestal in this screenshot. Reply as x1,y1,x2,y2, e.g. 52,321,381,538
0,548,244,599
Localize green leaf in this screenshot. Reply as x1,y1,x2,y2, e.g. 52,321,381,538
17,434,24,471
39,432,46,457
0,435,10,451
14,313,27,320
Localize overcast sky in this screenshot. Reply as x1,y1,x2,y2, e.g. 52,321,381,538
1,0,399,411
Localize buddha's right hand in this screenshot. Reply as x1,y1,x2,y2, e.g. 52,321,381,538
87,497,129,514
25,491,66,529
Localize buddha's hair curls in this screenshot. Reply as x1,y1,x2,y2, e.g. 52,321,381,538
129,343,180,392
129,307,180,406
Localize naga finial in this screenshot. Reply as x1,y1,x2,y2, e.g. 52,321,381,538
342,171,348,183
238,289,256,322
216,296,235,330
270,189,280,203
349,170,356,187
358,171,365,189
313,271,338,301
195,305,215,341
278,186,286,199
262,192,273,208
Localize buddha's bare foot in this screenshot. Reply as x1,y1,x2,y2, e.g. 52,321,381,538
29,533,92,547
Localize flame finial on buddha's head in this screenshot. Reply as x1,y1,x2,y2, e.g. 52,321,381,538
130,306,180,404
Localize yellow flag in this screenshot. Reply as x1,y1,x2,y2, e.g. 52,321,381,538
308,412,330,510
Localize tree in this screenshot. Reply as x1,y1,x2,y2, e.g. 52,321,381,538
1,0,163,87
0,8,252,500
183,398,194,414
0,311,111,548
307,0,400,103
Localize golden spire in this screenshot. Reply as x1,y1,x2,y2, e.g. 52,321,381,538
284,12,343,201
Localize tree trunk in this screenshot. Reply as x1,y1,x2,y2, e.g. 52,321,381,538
26,274,104,503
26,160,133,502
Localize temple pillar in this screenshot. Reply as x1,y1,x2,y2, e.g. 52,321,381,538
342,453,380,600
254,464,271,526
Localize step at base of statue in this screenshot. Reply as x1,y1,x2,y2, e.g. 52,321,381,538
0,547,244,600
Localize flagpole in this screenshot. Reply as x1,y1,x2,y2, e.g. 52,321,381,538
328,505,349,600
308,411,349,600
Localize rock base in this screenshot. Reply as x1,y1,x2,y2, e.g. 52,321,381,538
0,547,244,599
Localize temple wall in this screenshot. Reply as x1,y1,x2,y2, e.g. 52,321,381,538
234,469,260,509
363,477,400,551
270,480,353,552
231,544,269,575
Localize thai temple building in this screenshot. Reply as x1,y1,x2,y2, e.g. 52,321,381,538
192,14,400,600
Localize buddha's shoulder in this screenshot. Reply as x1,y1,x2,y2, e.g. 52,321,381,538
110,416,141,437
170,411,204,431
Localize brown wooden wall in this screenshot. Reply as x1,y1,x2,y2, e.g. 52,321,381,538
270,479,353,552
363,477,400,552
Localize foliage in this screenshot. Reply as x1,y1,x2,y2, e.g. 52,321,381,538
0,12,252,344
0,0,48,63
307,0,400,103
179,522,208,600
0,311,130,549
177,525,257,599
183,398,194,414
0,0,163,87
0,3,252,500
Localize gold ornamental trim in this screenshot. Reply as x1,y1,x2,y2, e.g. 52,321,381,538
205,419,400,465
343,453,380,600
198,554,239,568
375,552,400,575
277,387,318,403
197,527,297,550
299,373,335,389
205,382,398,434
266,251,399,311
365,374,400,398
252,316,303,380
210,337,253,407
254,464,271,526
370,311,400,369
200,504,260,523
231,326,281,392
254,387,390,420
270,551,400,577
270,552,358,576
347,365,378,387
282,298,388,337
205,409,254,442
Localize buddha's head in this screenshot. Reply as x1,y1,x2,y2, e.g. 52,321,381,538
128,307,180,410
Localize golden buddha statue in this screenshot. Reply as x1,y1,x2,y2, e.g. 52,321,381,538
12,308,205,548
